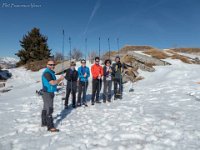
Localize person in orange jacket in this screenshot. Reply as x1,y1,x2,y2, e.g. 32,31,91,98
91,57,103,105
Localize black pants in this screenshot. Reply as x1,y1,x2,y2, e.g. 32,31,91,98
65,81,77,107
77,81,88,105
114,78,123,96
41,92,54,129
91,79,102,103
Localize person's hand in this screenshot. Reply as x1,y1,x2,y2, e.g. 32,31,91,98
109,69,112,73
60,75,64,80
59,82,64,86
98,74,101,79
84,73,87,77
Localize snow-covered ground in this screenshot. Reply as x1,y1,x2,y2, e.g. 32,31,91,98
0,57,19,64
177,52,200,59
0,59,200,150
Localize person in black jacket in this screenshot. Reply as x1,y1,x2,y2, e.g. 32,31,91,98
112,56,123,99
65,61,78,109
103,59,113,103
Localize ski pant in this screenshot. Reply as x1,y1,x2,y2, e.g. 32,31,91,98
65,81,77,107
103,80,112,101
41,92,55,129
114,78,123,96
77,81,88,105
91,79,102,103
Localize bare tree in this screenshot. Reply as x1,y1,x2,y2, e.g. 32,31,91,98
54,52,64,61
69,48,83,61
88,51,97,63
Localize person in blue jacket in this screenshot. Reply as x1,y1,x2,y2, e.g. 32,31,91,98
77,59,90,107
41,59,64,132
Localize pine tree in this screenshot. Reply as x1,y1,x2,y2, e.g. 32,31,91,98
16,28,51,65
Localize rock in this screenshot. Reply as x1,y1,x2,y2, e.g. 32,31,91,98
54,60,75,75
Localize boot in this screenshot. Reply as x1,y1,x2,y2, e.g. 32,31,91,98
46,115,55,131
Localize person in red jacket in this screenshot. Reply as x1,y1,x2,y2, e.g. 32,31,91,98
91,57,103,105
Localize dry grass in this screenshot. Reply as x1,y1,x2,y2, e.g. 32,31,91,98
164,49,177,55
144,62,156,67
121,55,136,64
102,51,118,60
26,59,48,71
172,48,200,54
171,54,192,64
120,45,156,53
144,49,169,59
26,59,61,71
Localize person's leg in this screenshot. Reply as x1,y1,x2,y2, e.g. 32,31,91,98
96,79,102,102
114,79,118,99
44,93,55,130
72,82,77,108
41,92,48,126
103,80,107,102
65,86,71,107
91,79,97,104
108,80,112,101
77,82,83,106
82,82,88,105
119,78,123,99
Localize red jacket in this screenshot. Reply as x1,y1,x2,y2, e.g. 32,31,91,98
91,64,103,79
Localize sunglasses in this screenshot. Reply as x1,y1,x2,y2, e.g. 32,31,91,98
81,61,86,64
95,61,99,62
48,64,55,66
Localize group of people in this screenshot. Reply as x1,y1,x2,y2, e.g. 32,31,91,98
41,56,124,132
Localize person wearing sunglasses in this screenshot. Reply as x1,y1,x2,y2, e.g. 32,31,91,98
91,57,103,105
41,59,64,132
64,61,78,109
77,59,90,107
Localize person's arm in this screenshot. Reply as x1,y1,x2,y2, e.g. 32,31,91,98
87,67,90,78
112,63,116,73
49,77,63,85
103,66,107,76
196,82,200,84
44,72,63,85
91,65,96,78
65,69,72,81
111,66,115,76
78,68,84,78
75,70,79,81
100,66,104,77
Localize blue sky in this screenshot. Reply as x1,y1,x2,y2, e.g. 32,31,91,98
0,0,200,57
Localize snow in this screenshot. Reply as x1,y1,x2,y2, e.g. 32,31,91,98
177,52,200,59
133,51,152,57
0,59,200,150
0,57,19,64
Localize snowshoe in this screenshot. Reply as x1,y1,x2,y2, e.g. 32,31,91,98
129,88,134,92
83,103,88,107
107,99,111,102
96,100,101,104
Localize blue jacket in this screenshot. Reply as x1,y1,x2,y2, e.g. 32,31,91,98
78,66,90,82
42,68,57,93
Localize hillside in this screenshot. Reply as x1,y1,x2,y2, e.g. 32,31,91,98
171,48,200,55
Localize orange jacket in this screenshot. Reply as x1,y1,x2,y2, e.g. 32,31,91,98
91,64,103,79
